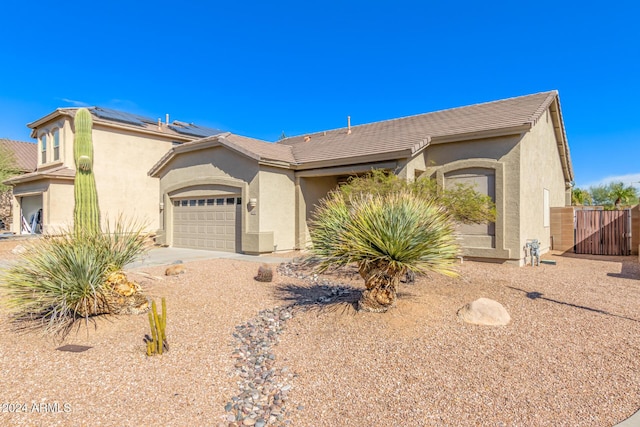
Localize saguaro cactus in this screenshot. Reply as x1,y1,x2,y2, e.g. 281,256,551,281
73,108,100,233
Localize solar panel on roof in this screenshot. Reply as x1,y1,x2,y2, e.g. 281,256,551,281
91,107,147,127
168,123,222,138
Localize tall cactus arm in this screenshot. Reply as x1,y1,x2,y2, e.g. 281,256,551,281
73,108,100,233
74,109,94,172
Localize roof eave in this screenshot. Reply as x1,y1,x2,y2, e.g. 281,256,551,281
3,171,75,186
429,124,532,145
292,149,413,171
91,120,196,142
548,96,574,183
258,159,294,169
28,109,76,138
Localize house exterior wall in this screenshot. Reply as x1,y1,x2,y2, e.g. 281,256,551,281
296,175,339,249
155,146,270,253
397,152,427,181
90,125,174,230
519,109,569,258
10,179,74,235
423,134,523,263
45,181,75,233
257,167,296,251
17,117,177,233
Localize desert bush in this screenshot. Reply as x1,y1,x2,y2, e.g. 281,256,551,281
0,217,148,336
338,170,496,225
310,190,459,312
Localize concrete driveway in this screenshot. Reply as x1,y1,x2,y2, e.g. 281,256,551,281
125,247,295,270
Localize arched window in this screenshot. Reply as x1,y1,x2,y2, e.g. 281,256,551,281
40,134,47,164
52,129,60,161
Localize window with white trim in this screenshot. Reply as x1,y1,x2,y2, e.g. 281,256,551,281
40,134,47,164
53,129,60,161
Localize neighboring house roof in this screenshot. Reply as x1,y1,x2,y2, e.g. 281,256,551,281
27,107,223,141
149,91,573,182
4,165,75,185
0,139,37,172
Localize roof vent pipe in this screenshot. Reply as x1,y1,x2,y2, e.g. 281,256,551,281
157,118,161,130
166,114,170,125
347,116,351,134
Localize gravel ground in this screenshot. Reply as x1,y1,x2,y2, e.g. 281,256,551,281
0,241,639,426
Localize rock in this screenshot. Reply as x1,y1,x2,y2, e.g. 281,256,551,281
165,264,186,276
11,244,26,254
105,271,140,296
242,418,256,426
457,298,511,326
254,264,273,282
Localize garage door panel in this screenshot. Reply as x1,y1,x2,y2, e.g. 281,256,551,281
173,196,241,252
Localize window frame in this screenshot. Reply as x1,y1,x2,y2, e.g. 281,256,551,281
40,133,47,164
52,129,60,161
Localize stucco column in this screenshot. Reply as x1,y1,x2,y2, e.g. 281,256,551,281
294,176,305,250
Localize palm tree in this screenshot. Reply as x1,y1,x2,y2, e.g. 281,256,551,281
571,188,592,206
589,181,638,209
608,182,638,208
309,190,459,312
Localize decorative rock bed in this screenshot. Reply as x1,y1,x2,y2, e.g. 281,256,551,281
224,259,356,426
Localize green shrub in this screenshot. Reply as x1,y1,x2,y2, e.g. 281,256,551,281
0,217,148,336
310,190,459,312
337,170,496,225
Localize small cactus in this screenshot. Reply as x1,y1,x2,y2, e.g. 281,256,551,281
146,297,168,356
254,264,273,282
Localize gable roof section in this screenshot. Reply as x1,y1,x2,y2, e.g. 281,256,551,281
148,133,295,176
0,139,37,172
278,91,560,165
149,91,573,181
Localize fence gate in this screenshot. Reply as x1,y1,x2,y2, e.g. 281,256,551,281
575,209,631,255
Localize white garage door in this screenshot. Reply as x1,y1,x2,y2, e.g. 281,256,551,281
172,196,241,252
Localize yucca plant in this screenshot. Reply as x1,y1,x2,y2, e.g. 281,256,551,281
310,190,459,312
0,217,149,336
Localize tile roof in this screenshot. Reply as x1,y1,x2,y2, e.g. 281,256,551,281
148,133,296,176
3,165,75,185
0,139,37,172
278,91,559,164
148,91,572,181
222,134,295,164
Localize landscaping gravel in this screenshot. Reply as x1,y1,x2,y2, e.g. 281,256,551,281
0,243,639,426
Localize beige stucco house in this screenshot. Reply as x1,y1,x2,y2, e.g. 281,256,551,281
149,91,573,264
4,108,222,235
5,91,573,265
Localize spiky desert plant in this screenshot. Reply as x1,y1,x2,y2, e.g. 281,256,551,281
0,217,149,336
310,190,459,312
146,298,168,356
73,108,100,234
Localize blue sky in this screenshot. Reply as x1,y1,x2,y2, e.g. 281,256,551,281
1,1,638,189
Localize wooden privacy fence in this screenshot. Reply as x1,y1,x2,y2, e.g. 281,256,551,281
575,209,631,255
550,207,637,256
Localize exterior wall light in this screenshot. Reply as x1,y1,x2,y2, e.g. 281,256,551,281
248,198,258,209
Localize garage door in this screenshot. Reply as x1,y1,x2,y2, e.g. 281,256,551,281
172,196,241,252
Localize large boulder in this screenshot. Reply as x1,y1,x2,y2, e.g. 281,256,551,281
457,298,511,326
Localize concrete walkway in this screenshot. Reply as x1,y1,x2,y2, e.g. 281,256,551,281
615,409,640,426
125,247,295,270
